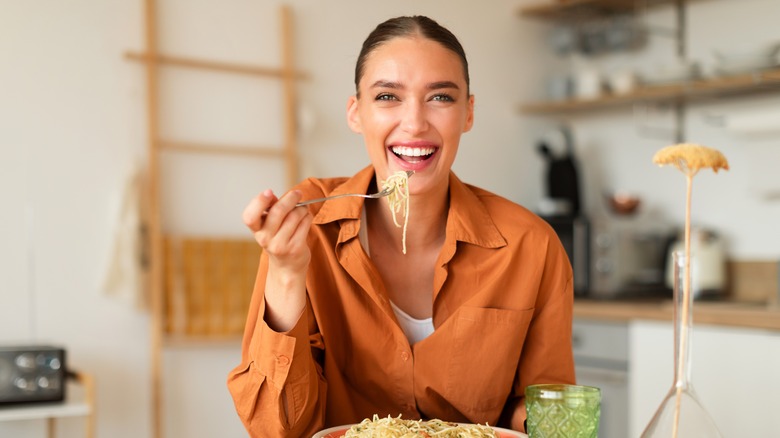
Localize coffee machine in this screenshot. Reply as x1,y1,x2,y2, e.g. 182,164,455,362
537,126,590,296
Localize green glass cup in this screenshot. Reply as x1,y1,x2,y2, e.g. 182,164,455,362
525,384,601,438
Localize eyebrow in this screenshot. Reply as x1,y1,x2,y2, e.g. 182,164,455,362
369,80,460,91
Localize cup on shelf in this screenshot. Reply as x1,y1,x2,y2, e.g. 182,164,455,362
608,69,638,95
575,69,603,99
547,74,574,101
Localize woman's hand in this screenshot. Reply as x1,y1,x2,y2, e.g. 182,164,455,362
243,189,313,273
243,189,313,331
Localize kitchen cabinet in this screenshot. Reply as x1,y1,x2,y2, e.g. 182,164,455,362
573,319,629,438
574,300,780,435
629,320,780,437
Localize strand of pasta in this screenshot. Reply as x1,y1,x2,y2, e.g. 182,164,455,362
381,171,411,254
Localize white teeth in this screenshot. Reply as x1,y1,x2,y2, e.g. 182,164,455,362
391,146,435,157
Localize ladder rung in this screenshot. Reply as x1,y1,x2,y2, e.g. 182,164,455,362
125,51,308,80
159,140,286,157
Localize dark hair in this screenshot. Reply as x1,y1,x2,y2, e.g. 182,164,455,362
354,16,470,96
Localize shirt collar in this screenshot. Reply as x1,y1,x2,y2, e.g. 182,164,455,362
445,172,507,249
312,165,375,226
312,166,507,249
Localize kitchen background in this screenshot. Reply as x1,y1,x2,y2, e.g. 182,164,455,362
2,0,779,437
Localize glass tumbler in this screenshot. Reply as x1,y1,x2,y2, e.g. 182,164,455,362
525,384,601,438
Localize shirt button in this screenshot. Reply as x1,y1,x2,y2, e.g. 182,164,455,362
400,352,410,361
277,355,290,365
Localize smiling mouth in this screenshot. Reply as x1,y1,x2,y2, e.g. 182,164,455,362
391,145,436,163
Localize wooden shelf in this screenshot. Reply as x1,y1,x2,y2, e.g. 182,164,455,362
521,66,780,115
518,0,685,21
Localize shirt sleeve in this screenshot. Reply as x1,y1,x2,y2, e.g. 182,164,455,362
226,254,327,438
503,236,577,431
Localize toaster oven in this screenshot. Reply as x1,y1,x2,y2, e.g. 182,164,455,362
590,221,675,299
541,215,590,296
0,345,66,405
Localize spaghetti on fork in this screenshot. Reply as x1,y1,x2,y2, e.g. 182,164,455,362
381,170,412,254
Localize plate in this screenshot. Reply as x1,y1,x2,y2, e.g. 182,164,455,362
312,424,527,438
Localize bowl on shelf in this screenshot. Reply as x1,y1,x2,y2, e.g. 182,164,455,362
605,192,641,216
642,60,701,85
713,42,780,75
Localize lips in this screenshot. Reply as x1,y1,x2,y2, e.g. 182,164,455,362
390,145,436,163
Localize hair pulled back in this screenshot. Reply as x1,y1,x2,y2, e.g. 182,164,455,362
354,16,470,96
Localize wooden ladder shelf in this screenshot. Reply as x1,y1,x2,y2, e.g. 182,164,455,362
126,2,306,437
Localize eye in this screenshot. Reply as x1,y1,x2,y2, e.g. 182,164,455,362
430,93,455,102
375,93,398,101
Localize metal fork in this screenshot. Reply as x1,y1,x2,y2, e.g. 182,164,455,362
296,170,414,206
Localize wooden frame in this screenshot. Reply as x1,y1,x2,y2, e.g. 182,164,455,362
128,3,306,437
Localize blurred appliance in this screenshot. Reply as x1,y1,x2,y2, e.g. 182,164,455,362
590,222,675,299
665,227,727,300
542,215,590,296
0,346,66,405
537,126,589,295
537,126,582,217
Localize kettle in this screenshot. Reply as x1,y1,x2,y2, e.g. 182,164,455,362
665,227,727,299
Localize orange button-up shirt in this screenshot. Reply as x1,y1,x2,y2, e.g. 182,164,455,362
227,166,575,437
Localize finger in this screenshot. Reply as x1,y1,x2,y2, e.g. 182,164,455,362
265,204,310,254
288,209,314,251
276,190,304,212
260,190,304,234
243,189,277,231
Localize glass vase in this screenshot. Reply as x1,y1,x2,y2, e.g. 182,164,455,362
641,250,723,438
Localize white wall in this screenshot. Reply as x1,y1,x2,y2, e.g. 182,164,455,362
2,0,154,437
1,0,779,437
1,1,549,437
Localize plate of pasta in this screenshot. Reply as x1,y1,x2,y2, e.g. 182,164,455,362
312,415,527,438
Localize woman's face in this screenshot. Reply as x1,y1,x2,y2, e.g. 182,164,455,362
347,36,474,195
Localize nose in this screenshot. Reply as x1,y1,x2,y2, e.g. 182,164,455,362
400,100,428,134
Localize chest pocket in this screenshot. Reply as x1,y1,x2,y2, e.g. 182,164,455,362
445,306,533,421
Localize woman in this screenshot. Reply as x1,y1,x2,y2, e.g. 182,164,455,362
228,15,575,437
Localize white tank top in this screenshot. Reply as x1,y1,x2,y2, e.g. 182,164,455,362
389,300,434,345
359,209,435,345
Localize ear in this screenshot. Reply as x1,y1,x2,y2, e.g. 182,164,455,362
463,94,475,133
346,95,362,133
